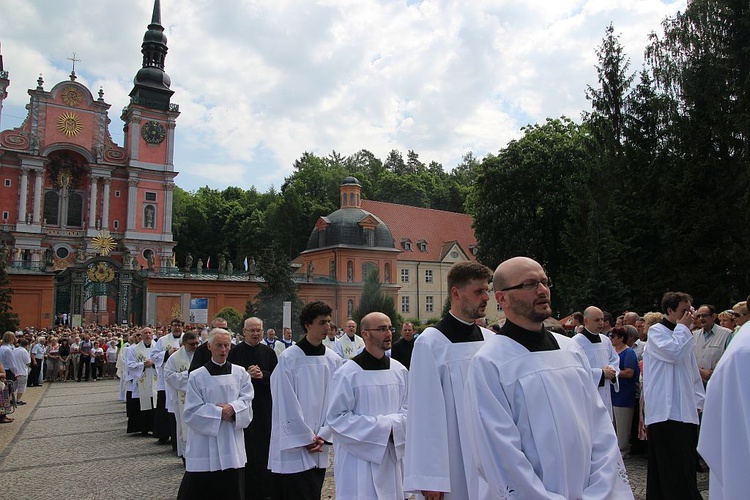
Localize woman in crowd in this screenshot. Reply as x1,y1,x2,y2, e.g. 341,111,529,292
610,326,639,457
105,340,118,379
58,338,71,382
69,335,80,381
46,337,61,382
91,341,104,381
718,310,736,331
0,361,12,423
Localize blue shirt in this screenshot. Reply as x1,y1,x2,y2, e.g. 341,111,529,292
611,347,639,408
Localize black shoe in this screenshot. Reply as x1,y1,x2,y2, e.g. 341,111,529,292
17,401,27,405
158,438,170,445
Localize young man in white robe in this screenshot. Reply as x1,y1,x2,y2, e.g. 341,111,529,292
327,312,408,500
124,328,157,435
642,291,704,499
177,328,254,500
697,313,750,500
268,300,343,500
464,257,632,499
403,261,494,500
152,318,184,445
572,305,620,419
164,329,199,459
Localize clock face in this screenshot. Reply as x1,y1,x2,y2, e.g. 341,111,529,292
142,121,166,145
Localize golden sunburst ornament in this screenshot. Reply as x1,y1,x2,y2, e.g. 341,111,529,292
57,112,83,137
91,230,116,256
61,86,82,106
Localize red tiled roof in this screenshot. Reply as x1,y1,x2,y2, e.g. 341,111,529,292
360,200,477,262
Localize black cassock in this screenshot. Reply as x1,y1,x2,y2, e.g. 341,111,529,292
227,342,278,500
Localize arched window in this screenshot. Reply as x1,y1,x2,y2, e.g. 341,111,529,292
341,194,347,207
349,193,355,206
44,191,59,225
144,205,156,229
67,192,83,227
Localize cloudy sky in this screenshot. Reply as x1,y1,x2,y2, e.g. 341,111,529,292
0,0,685,192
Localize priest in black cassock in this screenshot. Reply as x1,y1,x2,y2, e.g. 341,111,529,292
390,321,416,369
228,317,278,500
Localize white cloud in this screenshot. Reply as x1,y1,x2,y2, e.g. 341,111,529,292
0,0,686,191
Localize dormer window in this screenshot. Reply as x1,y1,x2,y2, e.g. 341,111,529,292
402,239,412,251
469,244,478,256
417,240,427,252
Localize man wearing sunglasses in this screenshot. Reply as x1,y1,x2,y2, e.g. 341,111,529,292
692,304,732,386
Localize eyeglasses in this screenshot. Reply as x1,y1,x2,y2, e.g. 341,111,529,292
500,278,552,292
694,313,711,318
364,326,396,334
186,342,199,347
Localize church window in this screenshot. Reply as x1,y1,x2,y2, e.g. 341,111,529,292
418,240,427,252
115,190,121,197
55,246,69,259
401,296,410,313
401,269,409,283
318,229,326,247
425,269,433,283
113,220,119,230
426,296,434,313
341,194,346,207
66,192,83,227
349,193,355,206
364,228,375,247
143,204,156,229
43,191,59,225
362,261,376,280
402,239,412,251
145,191,157,201
3,179,10,187
2,211,8,221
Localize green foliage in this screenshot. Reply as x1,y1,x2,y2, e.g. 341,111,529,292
352,269,400,332
253,249,303,334
216,306,242,333
0,259,19,332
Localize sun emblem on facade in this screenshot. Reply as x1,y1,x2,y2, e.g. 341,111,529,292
57,112,83,137
91,230,116,256
60,86,82,107
87,261,115,283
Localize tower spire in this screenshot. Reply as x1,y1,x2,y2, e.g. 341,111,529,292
129,0,173,110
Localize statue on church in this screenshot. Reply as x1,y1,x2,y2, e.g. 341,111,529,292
184,252,193,271
75,245,86,263
196,258,203,274
218,255,226,273
227,261,234,274
347,262,353,283
307,261,315,279
384,266,390,283
248,257,256,275
0,242,9,266
45,246,54,267
147,251,155,270
144,205,155,228
123,250,133,269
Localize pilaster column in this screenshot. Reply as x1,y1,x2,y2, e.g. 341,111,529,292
163,181,174,235
32,169,43,224
88,175,98,229
101,178,111,230
127,177,138,231
18,167,29,224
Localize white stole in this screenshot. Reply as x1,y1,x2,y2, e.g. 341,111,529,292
135,342,157,410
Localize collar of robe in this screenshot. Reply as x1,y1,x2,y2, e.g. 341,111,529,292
297,336,325,356
433,313,484,343
580,328,602,343
659,318,677,331
204,359,232,376
498,319,560,352
352,348,390,370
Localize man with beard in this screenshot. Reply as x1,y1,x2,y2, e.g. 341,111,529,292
165,329,200,459
403,261,494,500
228,317,278,500
124,328,157,435
463,257,631,499
326,312,408,499
390,322,416,369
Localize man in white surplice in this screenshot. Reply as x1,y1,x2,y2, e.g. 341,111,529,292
164,329,199,459
698,316,750,500
177,328,254,500
464,257,632,499
572,305,620,419
268,301,343,500
403,261,494,500
327,312,408,500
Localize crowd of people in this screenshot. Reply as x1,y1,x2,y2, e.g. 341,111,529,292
1,258,747,499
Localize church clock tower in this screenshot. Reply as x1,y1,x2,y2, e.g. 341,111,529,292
121,0,180,269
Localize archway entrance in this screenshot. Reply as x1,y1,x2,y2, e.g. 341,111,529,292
54,257,146,326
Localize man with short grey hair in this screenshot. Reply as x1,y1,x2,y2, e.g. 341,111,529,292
693,304,732,386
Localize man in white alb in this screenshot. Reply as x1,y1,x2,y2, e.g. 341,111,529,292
464,257,632,499
124,328,157,435
177,328,254,500
327,312,408,499
338,319,365,360
164,329,199,459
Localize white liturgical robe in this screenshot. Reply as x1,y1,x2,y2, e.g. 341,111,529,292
127,341,157,410
465,333,633,499
572,331,620,418
403,324,493,499
183,362,254,472
339,334,366,360
697,323,750,500
152,333,182,391
165,346,194,457
326,356,408,500
268,344,342,473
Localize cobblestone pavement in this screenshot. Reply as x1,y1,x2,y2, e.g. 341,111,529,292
0,379,708,499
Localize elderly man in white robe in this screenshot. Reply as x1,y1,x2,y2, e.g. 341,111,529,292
464,257,632,499
164,329,199,460
698,314,750,500
573,306,620,420
177,328,254,500
268,300,343,500
327,311,408,500
404,261,494,500
124,328,157,435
